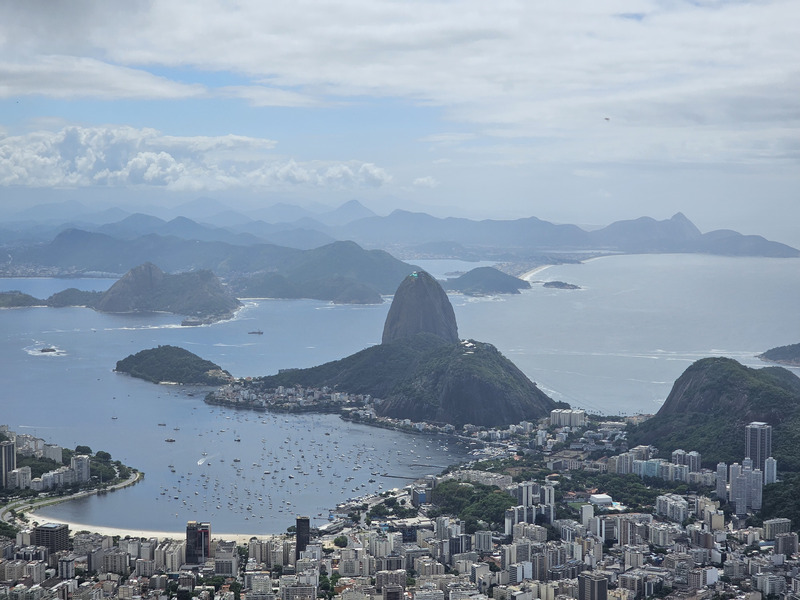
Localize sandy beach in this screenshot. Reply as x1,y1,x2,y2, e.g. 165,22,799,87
520,264,554,281
31,516,264,544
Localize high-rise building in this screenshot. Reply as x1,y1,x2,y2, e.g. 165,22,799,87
745,422,772,472
295,516,310,560
686,451,702,473
1,440,16,488
578,572,608,600
764,457,777,485
185,521,211,565
715,462,727,499
32,522,70,552
71,455,91,483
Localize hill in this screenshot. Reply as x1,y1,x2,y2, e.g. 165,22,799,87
627,357,800,470
759,343,800,367
95,263,240,320
115,345,232,385
442,267,531,295
254,334,556,428
253,271,556,427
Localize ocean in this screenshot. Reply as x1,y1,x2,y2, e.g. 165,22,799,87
2,253,798,533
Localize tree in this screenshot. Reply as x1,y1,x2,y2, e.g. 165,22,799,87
75,445,92,455
95,451,112,462
333,535,348,548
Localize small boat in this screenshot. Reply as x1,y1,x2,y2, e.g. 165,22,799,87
248,330,264,335
165,438,176,442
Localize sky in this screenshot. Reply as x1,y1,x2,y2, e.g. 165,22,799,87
1,1,799,245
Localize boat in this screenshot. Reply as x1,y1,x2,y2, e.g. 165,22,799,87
248,330,264,335
165,438,176,442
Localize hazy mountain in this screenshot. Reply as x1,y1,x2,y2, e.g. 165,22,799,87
333,210,798,257
316,199,377,226
96,262,240,320
442,267,531,295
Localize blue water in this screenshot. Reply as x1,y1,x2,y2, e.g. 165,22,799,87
2,253,799,532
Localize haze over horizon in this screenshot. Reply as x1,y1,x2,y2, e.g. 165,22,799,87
1,1,798,247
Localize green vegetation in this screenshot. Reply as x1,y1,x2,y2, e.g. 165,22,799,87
0,291,40,307
429,479,517,533
46,288,103,307
760,342,800,366
759,475,800,530
368,496,418,520
233,272,382,304
116,345,232,385
333,535,348,548
628,358,800,470
17,456,63,478
255,333,555,428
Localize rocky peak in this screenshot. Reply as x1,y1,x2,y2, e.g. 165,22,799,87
382,270,459,345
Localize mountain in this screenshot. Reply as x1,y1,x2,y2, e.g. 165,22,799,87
627,357,800,470
333,210,798,258
760,343,800,367
443,267,531,295
316,200,377,226
254,270,556,427
382,271,459,344
115,345,232,385
95,262,240,320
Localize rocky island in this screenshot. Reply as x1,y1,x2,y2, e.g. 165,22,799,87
115,345,233,385
441,266,531,295
759,342,800,367
543,280,581,290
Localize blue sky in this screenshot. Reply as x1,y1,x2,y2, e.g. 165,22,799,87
1,0,799,245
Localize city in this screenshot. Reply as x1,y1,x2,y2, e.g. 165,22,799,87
1,415,797,600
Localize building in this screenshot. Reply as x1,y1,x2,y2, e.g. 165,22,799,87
32,522,70,553
579,572,608,600
185,521,211,564
296,516,310,560
745,422,772,472
764,457,777,485
70,455,91,483
1,440,16,488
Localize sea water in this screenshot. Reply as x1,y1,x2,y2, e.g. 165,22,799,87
2,253,799,532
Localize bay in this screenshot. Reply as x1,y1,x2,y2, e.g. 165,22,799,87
2,253,799,534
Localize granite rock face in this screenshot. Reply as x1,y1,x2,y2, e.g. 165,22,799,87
382,271,459,344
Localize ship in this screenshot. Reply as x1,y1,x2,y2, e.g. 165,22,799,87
248,330,264,335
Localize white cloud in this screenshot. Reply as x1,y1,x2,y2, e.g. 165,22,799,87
0,126,392,191
413,176,439,188
0,1,798,166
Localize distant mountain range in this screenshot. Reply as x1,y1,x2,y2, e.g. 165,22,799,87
2,200,796,260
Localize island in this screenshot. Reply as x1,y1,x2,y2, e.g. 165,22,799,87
759,342,800,367
441,266,531,295
115,345,233,385
543,280,581,290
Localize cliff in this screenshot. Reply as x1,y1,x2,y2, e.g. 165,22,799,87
382,271,459,344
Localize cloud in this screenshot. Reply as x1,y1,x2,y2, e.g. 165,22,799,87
413,176,439,188
0,126,391,190
0,57,205,100
0,1,798,166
